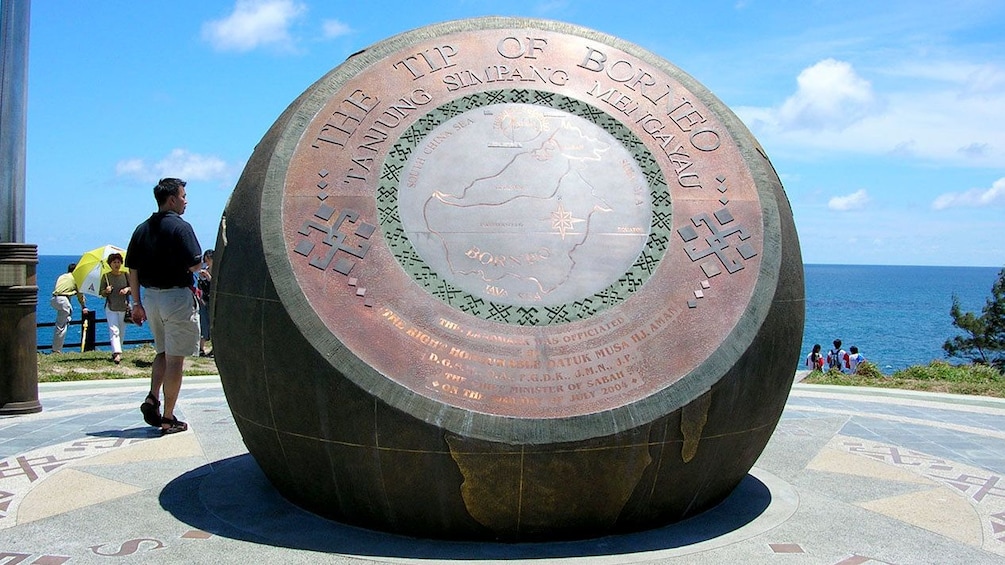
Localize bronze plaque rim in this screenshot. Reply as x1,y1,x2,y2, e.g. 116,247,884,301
258,17,786,443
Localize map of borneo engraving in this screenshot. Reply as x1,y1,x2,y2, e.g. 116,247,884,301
397,100,652,308
212,17,804,541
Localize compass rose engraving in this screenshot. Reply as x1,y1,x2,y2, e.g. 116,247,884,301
550,200,585,240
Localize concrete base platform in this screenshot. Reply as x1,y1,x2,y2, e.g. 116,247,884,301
2,376,1004,564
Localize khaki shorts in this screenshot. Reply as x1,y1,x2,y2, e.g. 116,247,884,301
145,287,200,357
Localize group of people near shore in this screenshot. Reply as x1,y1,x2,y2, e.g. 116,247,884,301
806,339,867,373
51,248,214,361
50,178,210,435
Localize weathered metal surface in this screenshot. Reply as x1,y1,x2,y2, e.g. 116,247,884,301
214,17,804,541
0,243,40,415
0,0,30,243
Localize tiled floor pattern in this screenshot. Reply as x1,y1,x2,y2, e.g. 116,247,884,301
0,379,1003,563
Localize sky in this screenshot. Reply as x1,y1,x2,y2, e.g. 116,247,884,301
19,0,1005,267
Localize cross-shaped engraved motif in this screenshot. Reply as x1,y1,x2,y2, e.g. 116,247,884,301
844,444,948,466
294,207,375,272
0,490,13,515
63,437,137,452
932,473,1005,503
0,454,82,482
991,511,1005,539
677,208,757,277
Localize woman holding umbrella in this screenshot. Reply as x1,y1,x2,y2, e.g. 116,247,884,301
99,252,131,364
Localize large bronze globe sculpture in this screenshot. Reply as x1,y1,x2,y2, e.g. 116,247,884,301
212,17,804,541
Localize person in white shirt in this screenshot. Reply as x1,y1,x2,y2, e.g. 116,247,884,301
805,343,824,371
847,345,865,373
827,339,848,372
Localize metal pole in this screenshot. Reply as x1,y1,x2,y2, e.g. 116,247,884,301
0,0,29,243
0,0,40,415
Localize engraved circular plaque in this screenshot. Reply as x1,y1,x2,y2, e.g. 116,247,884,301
277,24,766,422
214,17,804,540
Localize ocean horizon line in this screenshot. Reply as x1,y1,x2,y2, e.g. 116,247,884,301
31,258,1001,370
33,254,1004,270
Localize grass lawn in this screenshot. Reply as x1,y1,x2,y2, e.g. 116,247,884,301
801,360,1005,398
37,347,1005,399
37,344,217,382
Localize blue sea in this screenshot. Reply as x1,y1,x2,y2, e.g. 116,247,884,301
35,256,1001,372
799,264,1000,372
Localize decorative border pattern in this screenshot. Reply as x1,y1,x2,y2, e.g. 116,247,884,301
377,89,671,326
836,436,1005,556
0,437,149,528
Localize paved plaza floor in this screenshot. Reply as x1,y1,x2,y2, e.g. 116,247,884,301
2,374,1004,564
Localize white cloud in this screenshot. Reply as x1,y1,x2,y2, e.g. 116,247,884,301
890,61,1005,96
964,64,1005,96
114,158,147,178
322,19,351,39
735,58,1005,168
958,142,990,158
115,149,237,186
828,189,870,211
932,177,1005,210
202,0,306,52
777,59,880,131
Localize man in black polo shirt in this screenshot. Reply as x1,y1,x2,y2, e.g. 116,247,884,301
126,178,202,435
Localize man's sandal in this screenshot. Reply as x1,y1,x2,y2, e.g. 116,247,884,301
140,394,161,427
161,416,188,435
